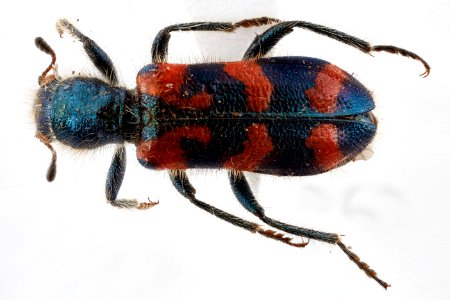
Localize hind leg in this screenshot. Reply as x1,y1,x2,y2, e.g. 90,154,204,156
242,20,429,76
228,170,390,289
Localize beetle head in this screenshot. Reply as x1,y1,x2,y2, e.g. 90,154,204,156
34,37,127,182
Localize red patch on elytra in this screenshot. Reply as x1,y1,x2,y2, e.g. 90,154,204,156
224,124,273,171
137,63,213,110
305,124,344,171
223,61,272,112
305,64,347,113
137,126,212,169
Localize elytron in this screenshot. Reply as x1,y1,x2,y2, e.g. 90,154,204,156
34,17,429,288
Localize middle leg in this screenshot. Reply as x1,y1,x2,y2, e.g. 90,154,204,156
151,17,280,63
168,170,307,247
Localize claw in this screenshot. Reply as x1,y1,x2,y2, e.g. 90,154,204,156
137,198,159,210
371,44,430,78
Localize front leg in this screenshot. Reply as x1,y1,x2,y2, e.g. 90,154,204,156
106,145,158,209
56,19,119,85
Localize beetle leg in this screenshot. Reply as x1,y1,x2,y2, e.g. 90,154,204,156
168,170,308,248
151,17,280,63
228,171,338,243
56,19,119,85
228,170,390,289
106,145,158,209
242,20,429,76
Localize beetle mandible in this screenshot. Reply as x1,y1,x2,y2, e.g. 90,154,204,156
33,17,430,289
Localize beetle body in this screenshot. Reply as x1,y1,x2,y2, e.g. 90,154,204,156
36,56,376,175
135,57,376,175
33,18,429,289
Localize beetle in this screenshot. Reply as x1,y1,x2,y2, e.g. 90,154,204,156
33,17,429,289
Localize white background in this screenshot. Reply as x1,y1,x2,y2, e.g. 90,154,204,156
1,0,450,299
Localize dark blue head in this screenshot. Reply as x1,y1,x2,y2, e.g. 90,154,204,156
35,77,127,149
33,37,139,181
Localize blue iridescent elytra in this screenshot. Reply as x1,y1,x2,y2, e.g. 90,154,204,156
33,18,429,289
